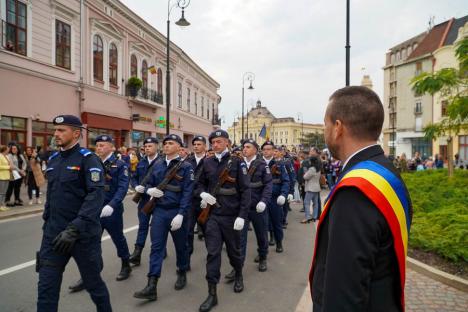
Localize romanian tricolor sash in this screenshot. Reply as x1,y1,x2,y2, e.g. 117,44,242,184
309,160,411,310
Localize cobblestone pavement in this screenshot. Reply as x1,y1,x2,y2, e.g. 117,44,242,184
406,269,468,311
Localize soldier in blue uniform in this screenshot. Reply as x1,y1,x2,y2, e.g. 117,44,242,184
133,134,194,301
261,142,289,253
282,150,296,229
68,135,131,292
129,137,163,266
195,130,251,312
37,115,111,312
186,135,207,269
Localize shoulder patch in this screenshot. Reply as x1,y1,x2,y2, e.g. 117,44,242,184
79,148,92,157
89,167,102,172
48,151,59,161
123,168,129,177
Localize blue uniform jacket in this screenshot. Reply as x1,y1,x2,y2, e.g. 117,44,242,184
187,154,205,202
43,144,104,239
145,157,194,216
267,158,290,198
247,157,273,210
195,153,251,220
103,154,129,210
283,157,296,195
133,154,162,209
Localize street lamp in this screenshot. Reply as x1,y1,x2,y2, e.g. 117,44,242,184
166,0,190,135
345,0,350,86
298,112,304,150
241,72,255,140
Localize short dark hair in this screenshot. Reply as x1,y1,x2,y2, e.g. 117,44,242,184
328,86,384,141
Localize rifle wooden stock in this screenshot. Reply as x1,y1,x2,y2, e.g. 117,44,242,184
197,203,212,225
271,164,280,175
132,192,143,204
142,196,157,215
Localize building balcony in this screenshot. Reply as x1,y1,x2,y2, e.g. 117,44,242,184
212,114,221,126
126,85,164,107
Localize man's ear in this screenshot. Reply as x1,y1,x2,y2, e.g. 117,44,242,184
334,119,344,140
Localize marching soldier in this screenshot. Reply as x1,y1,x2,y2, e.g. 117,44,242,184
186,135,207,269
129,137,163,266
261,142,289,252
68,135,131,292
37,115,111,312
282,150,296,228
133,134,194,301
195,130,251,312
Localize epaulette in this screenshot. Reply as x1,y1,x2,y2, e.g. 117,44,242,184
79,148,93,157
48,151,59,161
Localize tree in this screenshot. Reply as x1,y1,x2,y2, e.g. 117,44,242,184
299,132,326,150
411,37,468,177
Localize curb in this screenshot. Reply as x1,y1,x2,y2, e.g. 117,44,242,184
0,207,44,220
407,256,468,293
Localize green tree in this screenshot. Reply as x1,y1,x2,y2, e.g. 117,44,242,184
299,132,325,150
411,37,468,177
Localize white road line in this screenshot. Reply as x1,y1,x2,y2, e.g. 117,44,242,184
0,224,139,277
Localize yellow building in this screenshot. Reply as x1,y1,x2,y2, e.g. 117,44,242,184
226,100,324,151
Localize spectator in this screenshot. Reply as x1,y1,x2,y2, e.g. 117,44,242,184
137,146,145,161
5,144,26,206
425,157,435,169
128,148,139,189
400,153,408,172
24,147,43,205
0,145,12,211
331,158,342,185
454,154,465,169
119,146,130,166
416,158,425,171
297,151,308,211
302,154,322,223
435,154,444,169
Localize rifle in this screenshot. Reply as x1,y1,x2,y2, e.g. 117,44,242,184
141,158,186,215
132,158,157,204
271,163,281,175
197,157,236,225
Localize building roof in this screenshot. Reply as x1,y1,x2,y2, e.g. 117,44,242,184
408,20,452,60
246,101,276,119
444,14,468,45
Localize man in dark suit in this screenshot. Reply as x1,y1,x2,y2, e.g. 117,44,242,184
310,86,412,312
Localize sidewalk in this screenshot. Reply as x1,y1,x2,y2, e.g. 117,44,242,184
0,183,46,220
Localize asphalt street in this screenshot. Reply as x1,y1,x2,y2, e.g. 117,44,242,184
0,198,314,312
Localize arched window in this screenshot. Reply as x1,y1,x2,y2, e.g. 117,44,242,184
141,60,148,88
109,43,118,86
93,35,103,81
157,68,163,94
130,54,137,77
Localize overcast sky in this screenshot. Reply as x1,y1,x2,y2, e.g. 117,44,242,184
121,0,466,128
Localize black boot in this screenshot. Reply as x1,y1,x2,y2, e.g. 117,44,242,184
258,255,267,272
269,232,275,246
224,269,236,283
129,245,143,266
276,240,284,253
233,271,244,293
68,278,85,293
174,270,187,290
133,276,158,301
116,258,132,281
254,255,260,263
199,283,218,312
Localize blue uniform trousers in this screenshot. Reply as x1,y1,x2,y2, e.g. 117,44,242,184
283,201,290,224
100,208,130,260
186,204,204,267
148,208,189,277
268,198,284,243
37,236,111,312
240,210,268,263
136,206,151,248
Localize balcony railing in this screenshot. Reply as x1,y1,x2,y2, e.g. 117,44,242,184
126,85,163,105
212,114,221,126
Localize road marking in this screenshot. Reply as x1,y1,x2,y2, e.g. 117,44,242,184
0,224,139,277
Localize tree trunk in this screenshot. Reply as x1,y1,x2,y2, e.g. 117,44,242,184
447,136,454,177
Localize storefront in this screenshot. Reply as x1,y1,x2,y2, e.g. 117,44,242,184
32,120,55,151
0,115,27,150
82,112,132,149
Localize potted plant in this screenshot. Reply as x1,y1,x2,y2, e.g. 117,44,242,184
127,77,143,97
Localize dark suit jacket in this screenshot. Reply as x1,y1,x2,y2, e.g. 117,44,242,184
311,145,412,312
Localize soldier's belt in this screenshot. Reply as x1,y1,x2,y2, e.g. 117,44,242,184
165,184,182,193
217,187,238,196
250,181,264,188
272,179,281,184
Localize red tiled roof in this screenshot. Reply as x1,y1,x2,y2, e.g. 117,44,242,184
408,20,452,60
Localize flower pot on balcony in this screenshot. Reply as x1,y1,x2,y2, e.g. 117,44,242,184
127,77,143,97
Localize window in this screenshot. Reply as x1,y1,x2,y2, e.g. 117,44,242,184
441,100,448,117
157,68,162,94
130,54,138,77
207,102,210,120
415,116,422,132
4,0,27,55
415,101,422,114
415,62,422,76
201,96,204,117
459,136,468,162
93,35,103,81
411,137,432,158
141,60,148,88
55,20,71,69
186,88,191,111
177,82,182,108
0,116,27,150
109,43,118,86
194,92,198,115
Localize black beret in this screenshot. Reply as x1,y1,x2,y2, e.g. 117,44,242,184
52,115,84,128
232,146,242,153
192,135,207,144
144,137,159,145
261,140,274,149
163,134,183,146
208,130,229,143
242,139,259,150
95,135,114,144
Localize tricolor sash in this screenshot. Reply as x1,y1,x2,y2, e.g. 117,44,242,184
309,160,411,310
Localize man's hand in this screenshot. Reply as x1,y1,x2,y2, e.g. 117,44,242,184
200,192,217,205
135,185,145,193
147,187,164,198
200,200,208,209
256,201,266,213
52,225,79,254
277,195,286,206
170,214,184,231
233,217,245,231
100,205,114,218
287,194,294,203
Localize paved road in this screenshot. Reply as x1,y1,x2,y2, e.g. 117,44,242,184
0,200,314,312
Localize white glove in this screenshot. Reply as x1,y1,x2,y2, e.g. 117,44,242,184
233,217,245,231
200,192,217,205
170,214,184,231
256,201,266,213
200,200,208,209
147,187,164,198
277,195,286,206
135,185,145,193
287,194,294,203
100,205,114,218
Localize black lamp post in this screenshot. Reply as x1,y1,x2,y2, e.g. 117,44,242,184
345,0,350,86
166,0,190,135
241,72,255,140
